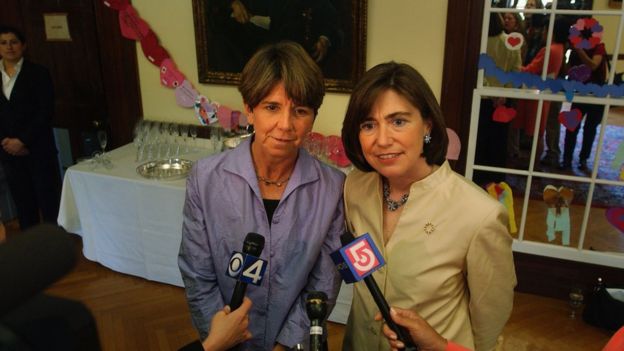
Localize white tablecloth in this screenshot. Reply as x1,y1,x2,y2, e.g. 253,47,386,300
58,144,210,286
57,143,352,323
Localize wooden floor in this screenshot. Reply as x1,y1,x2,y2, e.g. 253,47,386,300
34,235,613,351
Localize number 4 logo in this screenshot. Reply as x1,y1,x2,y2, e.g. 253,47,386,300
239,255,267,286
241,259,265,285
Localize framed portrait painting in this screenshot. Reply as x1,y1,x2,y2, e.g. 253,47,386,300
192,0,367,93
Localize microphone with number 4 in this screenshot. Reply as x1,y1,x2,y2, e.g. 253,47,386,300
226,232,267,310
331,231,418,350
306,291,328,351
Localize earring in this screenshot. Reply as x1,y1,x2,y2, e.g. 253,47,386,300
424,133,432,144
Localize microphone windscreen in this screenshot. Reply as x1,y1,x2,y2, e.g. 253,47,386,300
242,232,264,256
340,231,354,246
306,291,328,321
0,224,77,316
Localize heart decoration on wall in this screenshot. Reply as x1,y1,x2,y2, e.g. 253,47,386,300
569,17,603,50
446,128,461,160
492,105,517,123
568,64,592,83
605,207,624,234
504,32,524,51
558,108,583,132
160,59,185,88
118,5,150,40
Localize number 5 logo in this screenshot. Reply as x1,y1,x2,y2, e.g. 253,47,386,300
347,240,377,274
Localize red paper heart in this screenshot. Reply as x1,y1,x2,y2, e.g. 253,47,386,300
507,37,521,47
118,5,150,40
558,109,583,132
605,207,624,234
492,106,517,123
326,135,351,168
140,30,170,66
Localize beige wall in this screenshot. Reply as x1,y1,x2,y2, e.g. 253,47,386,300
593,0,624,75
132,0,448,135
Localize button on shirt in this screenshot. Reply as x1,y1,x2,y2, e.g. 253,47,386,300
0,58,23,100
178,138,345,350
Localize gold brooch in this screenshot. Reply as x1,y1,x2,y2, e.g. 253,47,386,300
424,222,435,235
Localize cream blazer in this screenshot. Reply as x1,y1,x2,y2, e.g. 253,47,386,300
342,161,517,351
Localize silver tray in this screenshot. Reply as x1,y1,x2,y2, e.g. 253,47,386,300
136,158,193,180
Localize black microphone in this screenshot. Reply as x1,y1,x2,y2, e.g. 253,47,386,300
229,232,265,310
0,224,77,316
306,291,328,351
339,232,418,350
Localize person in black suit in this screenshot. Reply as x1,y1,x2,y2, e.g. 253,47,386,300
0,25,61,230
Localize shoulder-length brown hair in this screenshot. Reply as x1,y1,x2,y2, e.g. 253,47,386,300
342,62,448,172
238,40,325,115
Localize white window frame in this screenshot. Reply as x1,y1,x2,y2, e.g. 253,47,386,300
466,1,624,268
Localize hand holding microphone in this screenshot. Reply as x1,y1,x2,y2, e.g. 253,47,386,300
331,231,418,350
201,297,253,351
377,308,449,351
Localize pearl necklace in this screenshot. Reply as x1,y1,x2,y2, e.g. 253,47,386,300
257,175,290,187
382,180,409,211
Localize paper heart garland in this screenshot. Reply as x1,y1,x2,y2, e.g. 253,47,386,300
119,5,150,40
558,109,582,132
160,59,185,88
140,30,170,66
504,32,524,51
175,80,199,108
103,0,129,10
326,135,351,168
216,105,233,130
605,207,624,234
478,53,623,103
493,105,517,123
194,96,218,125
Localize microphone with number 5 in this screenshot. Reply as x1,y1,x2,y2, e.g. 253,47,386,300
331,231,418,350
226,232,267,310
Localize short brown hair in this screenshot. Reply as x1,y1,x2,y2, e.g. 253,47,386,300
238,41,325,114
342,62,448,172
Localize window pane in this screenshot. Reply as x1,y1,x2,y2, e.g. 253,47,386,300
523,176,588,247
584,184,624,254
598,107,624,181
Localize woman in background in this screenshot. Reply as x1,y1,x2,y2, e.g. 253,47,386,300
341,62,516,351
0,26,61,230
474,13,521,185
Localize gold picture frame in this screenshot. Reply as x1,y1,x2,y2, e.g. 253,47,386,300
192,0,367,93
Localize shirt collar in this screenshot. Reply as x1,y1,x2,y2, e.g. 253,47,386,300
223,136,320,200
0,57,24,77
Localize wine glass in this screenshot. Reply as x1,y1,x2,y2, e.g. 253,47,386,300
210,125,222,153
169,123,180,157
97,130,107,155
568,287,584,319
180,124,189,154
132,120,145,162
189,125,198,152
